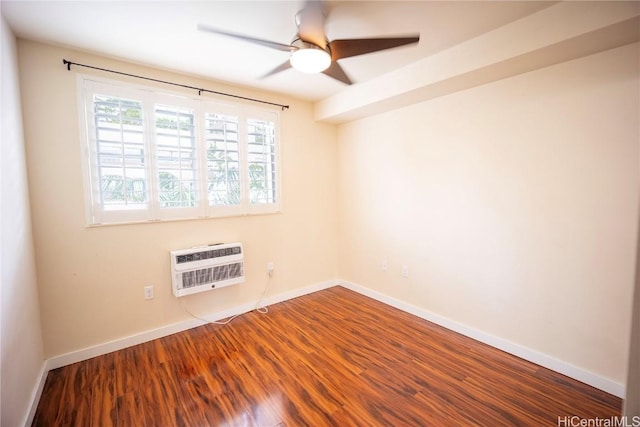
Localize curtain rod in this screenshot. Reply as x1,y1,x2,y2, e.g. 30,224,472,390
62,59,290,111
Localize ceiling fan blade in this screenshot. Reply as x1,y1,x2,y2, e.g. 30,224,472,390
322,61,352,85
329,35,420,61
260,61,292,79
296,1,328,48
198,24,295,52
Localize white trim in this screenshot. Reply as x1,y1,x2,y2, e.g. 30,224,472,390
23,363,48,427
338,280,626,398
32,276,624,423
260,279,336,307
45,279,337,370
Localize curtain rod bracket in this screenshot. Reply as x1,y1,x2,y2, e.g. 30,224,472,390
63,59,71,71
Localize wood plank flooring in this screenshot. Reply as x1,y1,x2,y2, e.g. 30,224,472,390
33,286,622,426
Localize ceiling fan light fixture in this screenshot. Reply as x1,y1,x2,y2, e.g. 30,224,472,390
289,42,331,74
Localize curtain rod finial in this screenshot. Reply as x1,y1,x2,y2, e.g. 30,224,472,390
63,59,71,71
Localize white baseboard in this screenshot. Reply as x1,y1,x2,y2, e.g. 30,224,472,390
46,279,338,371
28,279,338,426
22,362,48,427
338,280,625,398
30,276,623,425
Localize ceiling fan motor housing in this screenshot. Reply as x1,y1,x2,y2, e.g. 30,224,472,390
289,38,332,73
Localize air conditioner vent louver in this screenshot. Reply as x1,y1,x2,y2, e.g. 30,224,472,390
170,243,244,297
176,246,242,264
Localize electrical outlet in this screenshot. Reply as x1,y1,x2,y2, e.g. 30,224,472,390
144,285,154,300
401,266,409,278
267,262,274,275
381,259,388,272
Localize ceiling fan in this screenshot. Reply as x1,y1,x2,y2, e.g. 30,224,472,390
197,1,420,85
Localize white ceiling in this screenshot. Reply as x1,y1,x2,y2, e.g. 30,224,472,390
2,1,554,102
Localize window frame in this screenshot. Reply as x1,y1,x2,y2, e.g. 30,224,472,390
77,75,282,226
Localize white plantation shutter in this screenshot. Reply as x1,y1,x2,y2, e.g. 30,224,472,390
154,98,202,220
204,111,242,214
246,114,278,211
82,81,152,224
95,95,147,209
80,77,281,225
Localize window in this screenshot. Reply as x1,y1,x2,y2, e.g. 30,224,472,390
205,112,240,207
79,78,281,225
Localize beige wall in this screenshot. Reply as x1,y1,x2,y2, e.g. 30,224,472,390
1,18,45,427
17,39,338,358
625,206,640,415
337,43,639,385
9,21,639,416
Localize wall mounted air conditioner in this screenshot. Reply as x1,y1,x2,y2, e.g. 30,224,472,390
170,242,244,297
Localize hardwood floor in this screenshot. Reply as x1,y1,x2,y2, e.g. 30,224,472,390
33,286,622,426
